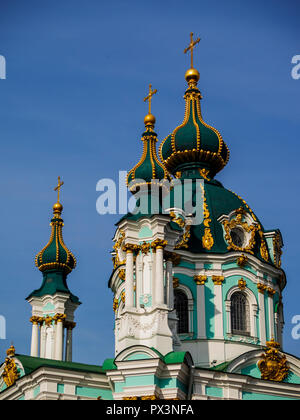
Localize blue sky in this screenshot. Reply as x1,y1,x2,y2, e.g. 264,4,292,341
0,0,299,364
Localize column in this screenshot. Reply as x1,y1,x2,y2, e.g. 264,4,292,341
40,324,46,358
65,322,76,362
30,316,40,357
152,239,167,306
257,283,267,345
212,276,224,339
194,276,207,339
124,244,136,309
165,253,174,309
135,253,142,310
54,313,66,361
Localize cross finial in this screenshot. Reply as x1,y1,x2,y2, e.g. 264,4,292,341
143,84,157,115
54,176,64,203
184,32,201,68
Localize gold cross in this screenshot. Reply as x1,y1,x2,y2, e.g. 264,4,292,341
184,32,201,68
54,176,64,203
143,84,157,115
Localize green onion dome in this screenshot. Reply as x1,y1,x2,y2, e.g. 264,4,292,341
35,202,76,275
159,68,229,179
127,113,170,193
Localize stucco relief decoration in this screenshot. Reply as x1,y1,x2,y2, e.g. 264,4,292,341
222,207,257,254
258,339,289,382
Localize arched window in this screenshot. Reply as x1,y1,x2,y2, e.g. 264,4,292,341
231,292,250,336
174,290,189,333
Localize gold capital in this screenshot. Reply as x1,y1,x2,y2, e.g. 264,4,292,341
212,275,225,286
194,275,207,285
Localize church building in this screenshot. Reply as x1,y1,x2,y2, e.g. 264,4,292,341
1,35,300,400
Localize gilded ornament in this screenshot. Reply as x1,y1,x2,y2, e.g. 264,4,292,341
238,278,247,291
2,357,19,388
44,316,53,326
258,228,269,262
194,275,207,285
141,395,158,400
170,211,185,228
173,277,179,288
198,168,210,181
118,269,126,281
200,184,214,250
258,339,289,382
151,238,168,250
113,298,119,312
257,283,267,294
140,242,151,254
175,225,191,250
237,254,248,267
112,230,125,269
273,232,282,268
222,207,257,254
121,291,125,303
53,313,67,324
212,275,225,286
6,345,16,357
122,243,140,254
267,287,276,297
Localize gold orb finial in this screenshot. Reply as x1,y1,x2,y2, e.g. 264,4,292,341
53,201,63,216
185,67,200,84
144,113,156,127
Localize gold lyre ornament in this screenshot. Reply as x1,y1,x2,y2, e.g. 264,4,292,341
258,339,289,382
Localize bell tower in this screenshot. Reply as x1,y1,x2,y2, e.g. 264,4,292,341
26,178,80,361
109,86,183,356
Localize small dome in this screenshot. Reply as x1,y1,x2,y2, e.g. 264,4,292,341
35,207,76,274
127,118,170,193
159,72,229,179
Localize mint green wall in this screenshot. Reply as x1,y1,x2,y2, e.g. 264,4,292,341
115,374,187,394
241,364,300,385
75,386,113,400
205,277,215,339
138,226,153,239
242,391,299,400
241,364,261,378
57,383,64,393
178,260,195,270
33,385,40,398
125,353,152,361
205,386,223,398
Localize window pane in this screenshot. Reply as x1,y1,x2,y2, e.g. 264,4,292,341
174,291,189,333
231,292,249,335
